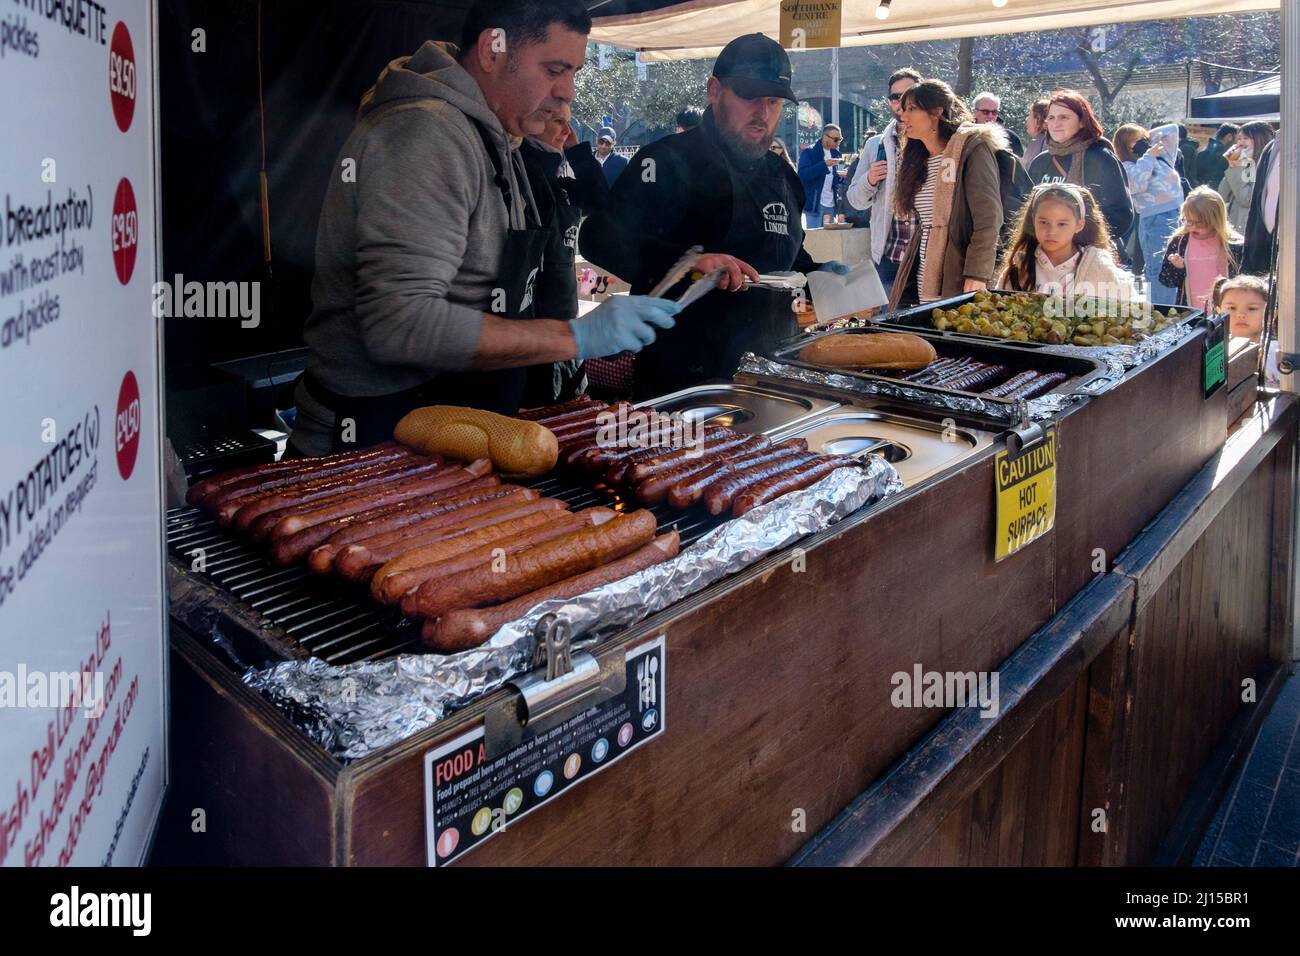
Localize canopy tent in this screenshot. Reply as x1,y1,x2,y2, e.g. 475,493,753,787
1188,72,1281,124
592,0,1281,61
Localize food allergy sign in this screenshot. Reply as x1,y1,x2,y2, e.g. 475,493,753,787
994,428,1056,562
423,636,666,866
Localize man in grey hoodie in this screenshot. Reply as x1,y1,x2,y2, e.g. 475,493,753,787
290,0,679,455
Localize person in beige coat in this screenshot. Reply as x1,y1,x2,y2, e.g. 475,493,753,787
887,80,1005,311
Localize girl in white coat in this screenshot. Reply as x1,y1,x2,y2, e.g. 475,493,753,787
995,183,1139,312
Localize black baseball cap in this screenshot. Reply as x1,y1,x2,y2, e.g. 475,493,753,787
713,34,796,102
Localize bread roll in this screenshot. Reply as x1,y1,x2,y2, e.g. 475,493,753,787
798,332,937,370
395,406,558,478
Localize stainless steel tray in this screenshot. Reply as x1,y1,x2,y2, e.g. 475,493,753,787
773,327,1114,410
767,406,995,488
635,381,839,435
869,289,1202,350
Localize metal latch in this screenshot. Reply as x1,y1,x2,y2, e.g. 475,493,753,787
1005,398,1044,455
483,614,626,758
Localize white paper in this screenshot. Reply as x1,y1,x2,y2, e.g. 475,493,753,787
805,261,889,321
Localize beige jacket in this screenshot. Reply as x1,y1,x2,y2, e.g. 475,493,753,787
887,124,1006,311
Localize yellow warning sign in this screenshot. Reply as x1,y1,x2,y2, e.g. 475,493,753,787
994,428,1056,562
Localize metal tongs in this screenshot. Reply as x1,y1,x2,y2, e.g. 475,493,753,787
650,246,808,310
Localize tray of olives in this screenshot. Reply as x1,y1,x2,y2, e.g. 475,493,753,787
874,289,1200,349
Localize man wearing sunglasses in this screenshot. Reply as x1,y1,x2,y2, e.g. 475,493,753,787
972,92,1023,158
846,67,921,291
798,124,845,229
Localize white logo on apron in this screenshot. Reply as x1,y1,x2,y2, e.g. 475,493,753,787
763,201,789,236
519,267,539,313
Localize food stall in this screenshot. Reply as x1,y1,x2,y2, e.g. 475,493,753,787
132,0,1298,867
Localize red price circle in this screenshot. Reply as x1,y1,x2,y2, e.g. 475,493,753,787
109,22,136,133
116,371,142,480
111,178,138,285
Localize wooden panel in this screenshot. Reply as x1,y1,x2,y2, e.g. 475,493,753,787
150,628,340,865
343,454,1057,866
1054,333,1225,607
906,673,1087,866
1107,454,1279,864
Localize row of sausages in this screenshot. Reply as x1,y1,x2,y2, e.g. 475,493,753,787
517,398,866,516
901,357,1068,400
185,440,679,653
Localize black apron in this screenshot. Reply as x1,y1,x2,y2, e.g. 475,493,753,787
305,119,550,452
521,145,587,406
633,157,803,400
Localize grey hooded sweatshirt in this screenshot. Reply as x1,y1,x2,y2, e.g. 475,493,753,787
292,41,538,453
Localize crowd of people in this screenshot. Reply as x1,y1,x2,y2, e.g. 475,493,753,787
284,0,1284,456
800,69,1283,381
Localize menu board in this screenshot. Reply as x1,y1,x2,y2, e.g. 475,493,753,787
0,1,167,865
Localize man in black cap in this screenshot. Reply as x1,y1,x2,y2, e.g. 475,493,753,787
579,33,846,399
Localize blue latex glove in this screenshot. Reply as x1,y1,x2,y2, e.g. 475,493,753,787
569,296,681,359
819,260,851,275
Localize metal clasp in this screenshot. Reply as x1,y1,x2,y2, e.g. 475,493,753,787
1005,398,1044,455
483,614,626,758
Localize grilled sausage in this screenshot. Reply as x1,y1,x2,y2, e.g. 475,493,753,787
254,461,489,541
404,510,658,620
633,457,726,505
703,453,818,515
220,456,442,529
516,396,601,421
733,456,863,516
605,425,733,483
335,495,561,583
1008,371,1068,399
626,433,766,485
423,532,681,653
671,440,810,510
369,508,578,603
981,371,1039,398
195,445,415,511
185,441,405,506
271,477,506,566
902,357,962,383
944,364,1007,392
393,509,617,613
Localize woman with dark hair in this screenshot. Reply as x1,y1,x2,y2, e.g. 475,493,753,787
1218,121,1275,232
887,79,1005,310
1022,97,1050,170
1027,90,1134,254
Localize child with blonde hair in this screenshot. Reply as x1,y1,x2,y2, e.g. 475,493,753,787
995,182,1137,304
1213,274,1279,387
1159,187,1243,310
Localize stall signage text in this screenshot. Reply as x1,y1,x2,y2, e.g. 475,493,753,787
994,428,1057,561
423,637,666,866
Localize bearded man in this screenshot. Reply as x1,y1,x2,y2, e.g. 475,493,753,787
578,33,846,398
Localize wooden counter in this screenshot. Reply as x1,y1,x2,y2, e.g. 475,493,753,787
151,338,1280,867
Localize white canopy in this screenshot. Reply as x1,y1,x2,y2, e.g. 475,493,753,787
592,0,1281,61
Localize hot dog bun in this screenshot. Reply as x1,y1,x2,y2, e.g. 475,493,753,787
798,332,937,370
395,405,558,478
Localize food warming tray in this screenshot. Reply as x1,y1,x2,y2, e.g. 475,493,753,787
867,289,1202,349
771,326,1114,410
634,382,839,433
766,406,995,488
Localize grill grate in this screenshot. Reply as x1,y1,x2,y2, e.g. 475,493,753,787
167,473,724,666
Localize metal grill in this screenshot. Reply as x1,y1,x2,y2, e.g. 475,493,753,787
166,473,725,667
